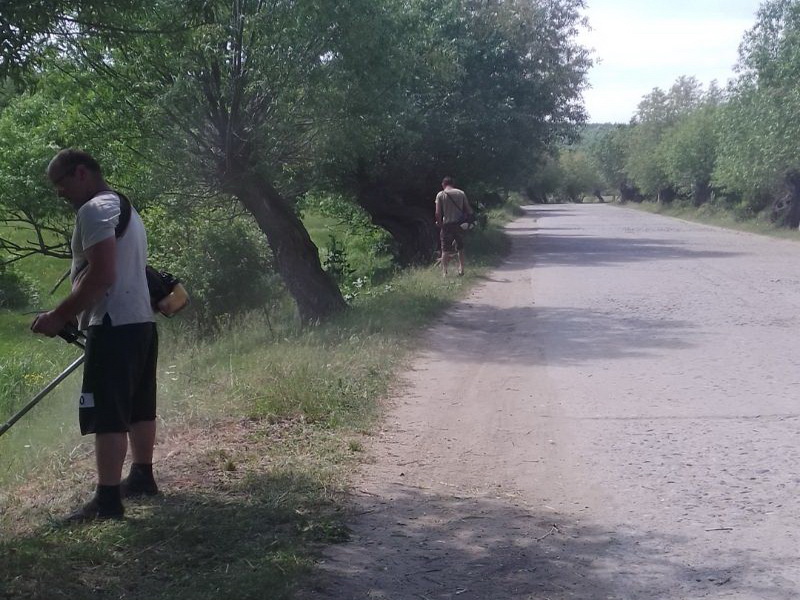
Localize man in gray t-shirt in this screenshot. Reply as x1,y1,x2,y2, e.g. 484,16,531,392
32,148,159,522
435,176,473,277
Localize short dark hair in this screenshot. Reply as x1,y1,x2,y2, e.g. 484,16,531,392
442,176,454,187
47,148,102,181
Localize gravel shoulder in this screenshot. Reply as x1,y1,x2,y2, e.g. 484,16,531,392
302,204,800,600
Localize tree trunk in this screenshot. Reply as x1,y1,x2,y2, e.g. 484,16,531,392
692,180,712,207
785,171,800,230
355,184,439,266
224,170,346,322
657,187,676,204
524,186,547,203
619,182,640,203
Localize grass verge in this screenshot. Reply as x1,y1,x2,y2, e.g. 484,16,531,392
0,222,511,600
617,199,800,242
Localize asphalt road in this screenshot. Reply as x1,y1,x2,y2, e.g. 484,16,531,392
307,204,800,600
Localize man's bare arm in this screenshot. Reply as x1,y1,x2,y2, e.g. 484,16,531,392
31,236,116,336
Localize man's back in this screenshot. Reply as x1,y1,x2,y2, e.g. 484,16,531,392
437,187,469,225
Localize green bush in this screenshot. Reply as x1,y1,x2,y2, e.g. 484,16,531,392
301,193,395,286
321,235,354,285
143,205,281,325
0,264,39,309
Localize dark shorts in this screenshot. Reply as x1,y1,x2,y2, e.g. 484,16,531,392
79,315,158,435
440,223,465,252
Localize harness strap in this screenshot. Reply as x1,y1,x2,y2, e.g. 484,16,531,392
442,190,466,220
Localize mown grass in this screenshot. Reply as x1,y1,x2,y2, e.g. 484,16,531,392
0,220,512,600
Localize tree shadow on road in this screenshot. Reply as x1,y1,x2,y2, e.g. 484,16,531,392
504,231,743,270
435,304,696,366
305,484,790,599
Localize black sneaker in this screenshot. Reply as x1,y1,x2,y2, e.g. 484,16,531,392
120,475,159,498
63,496,124,524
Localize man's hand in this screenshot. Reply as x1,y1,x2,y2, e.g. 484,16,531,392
31,310,69,338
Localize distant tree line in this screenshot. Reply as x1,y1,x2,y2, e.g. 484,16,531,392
0,0,590,321
537,0,800,230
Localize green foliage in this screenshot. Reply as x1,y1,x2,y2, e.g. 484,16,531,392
623,77,710,198
575,77,727,204
0,1,140,79
715,87,800,202
738,0,800,88
0,329,76,438
0,84,74,257
144,205,279,325
2,0,359,321
301,193,395,285
526,149,601,203
321,235,354,286
711,1,800,215
0,350,52,418
557,150,602,202
624,122,670,197
586,125,631,193
1,0,591,312
315,0,591,258
633,76,705,126
0,262,39,309
659,103,720,202
524,154,563,202
0,67,166,262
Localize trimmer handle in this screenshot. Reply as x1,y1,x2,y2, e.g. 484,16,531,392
57,322,84,345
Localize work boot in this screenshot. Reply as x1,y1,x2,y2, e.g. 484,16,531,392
63,488,124,524
120,463,159,498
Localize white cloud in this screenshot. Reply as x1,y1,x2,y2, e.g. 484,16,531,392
578,9,756,122
583,16,750,69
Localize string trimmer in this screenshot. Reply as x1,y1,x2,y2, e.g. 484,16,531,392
0,323,86,437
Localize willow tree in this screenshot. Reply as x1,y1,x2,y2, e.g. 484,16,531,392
315,0,591,264
714,0,800,227
2,0,360,321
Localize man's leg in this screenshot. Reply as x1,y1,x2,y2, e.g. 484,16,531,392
440,229,450,276
122,324,160,497
96,432,128,485
122,420,159,497
64,432,127,521
129,420,156,464
66,322,127,521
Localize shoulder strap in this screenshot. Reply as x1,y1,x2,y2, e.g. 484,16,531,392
73,191,132,278
443,191,465,216
115,191,132,239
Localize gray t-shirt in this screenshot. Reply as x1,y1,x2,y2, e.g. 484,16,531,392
70,191,154,328
436,188,470,225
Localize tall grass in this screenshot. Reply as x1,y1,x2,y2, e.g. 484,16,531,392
0,220,511,479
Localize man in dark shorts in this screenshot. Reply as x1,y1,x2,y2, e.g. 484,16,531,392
32,149,159,522
435,176,474,277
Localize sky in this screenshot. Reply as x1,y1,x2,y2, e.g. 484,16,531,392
578,0,764,123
